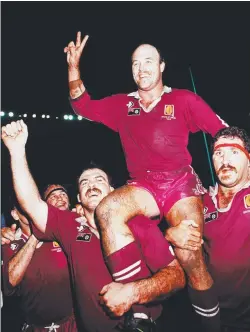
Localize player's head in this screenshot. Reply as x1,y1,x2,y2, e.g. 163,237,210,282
212,127,250,187
44,184,70,211
77,163,114,212
131,44,165,91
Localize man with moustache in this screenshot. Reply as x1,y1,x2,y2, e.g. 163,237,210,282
65,32,228,332
166,126,250,332
2,120,185,332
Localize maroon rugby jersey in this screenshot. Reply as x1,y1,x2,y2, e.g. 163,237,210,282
203,184,250,330
71,88,227,178
39,205,175,332
2,229,74,326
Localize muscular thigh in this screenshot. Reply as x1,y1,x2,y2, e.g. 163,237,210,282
100,185,160,219
165,196,204,232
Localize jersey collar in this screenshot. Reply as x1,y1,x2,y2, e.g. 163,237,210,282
209,181,250,212
127,85,172,99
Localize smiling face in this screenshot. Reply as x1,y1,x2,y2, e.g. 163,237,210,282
44,185,70,211
131,44,165,92
213,136,250,188
78,168,113,211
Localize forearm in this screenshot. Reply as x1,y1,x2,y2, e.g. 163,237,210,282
10,149,48,232
8,235,38,287
68,67,85,99
131,260,185,304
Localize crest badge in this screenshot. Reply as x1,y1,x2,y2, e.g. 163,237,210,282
162,105,175,120
244,194,250,209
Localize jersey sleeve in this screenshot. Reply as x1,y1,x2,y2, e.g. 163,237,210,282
128,216,175,273
32,204,78,256
70,92,121,132
1,240,25,296
183,90,229,136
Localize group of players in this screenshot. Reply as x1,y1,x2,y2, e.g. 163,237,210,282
1,32,249,332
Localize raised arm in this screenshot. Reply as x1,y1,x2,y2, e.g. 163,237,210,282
1,121,48,233
64,31,89,99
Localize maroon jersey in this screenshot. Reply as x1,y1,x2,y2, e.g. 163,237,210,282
40,205,175,332
71,88,227,178
203,184,250,329
2,229,74,326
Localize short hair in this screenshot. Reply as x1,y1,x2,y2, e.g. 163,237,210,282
211,126,250,153
77,161,113,188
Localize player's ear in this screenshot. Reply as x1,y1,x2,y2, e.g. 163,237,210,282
160,61,165,73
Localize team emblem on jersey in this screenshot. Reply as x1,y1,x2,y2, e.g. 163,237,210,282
76,233,92,242
162,105,176,120
10,243,18,251
204,211,218,223
244,194,250,209
51,241,61,252
128,108,141,116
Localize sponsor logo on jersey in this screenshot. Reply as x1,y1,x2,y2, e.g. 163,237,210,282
126,101,134,108
10,243,18,251
244,194,250,209
204,211,218,223
128,108,141,116
76,233,92,242
162,105,176,120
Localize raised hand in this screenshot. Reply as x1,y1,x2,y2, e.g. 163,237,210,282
1,120,28,154
64,32,89,69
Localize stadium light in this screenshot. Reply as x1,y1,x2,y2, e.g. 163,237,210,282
9,112,14,117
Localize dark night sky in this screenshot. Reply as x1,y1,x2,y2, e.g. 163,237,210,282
1,2,250,209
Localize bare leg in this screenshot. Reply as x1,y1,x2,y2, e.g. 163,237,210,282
95,185,160,257
166,196,220,331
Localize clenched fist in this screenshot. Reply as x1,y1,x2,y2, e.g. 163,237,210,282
1,120,28,153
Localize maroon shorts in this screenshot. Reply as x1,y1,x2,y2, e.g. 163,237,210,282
22,313,77,331
127,165,207,219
